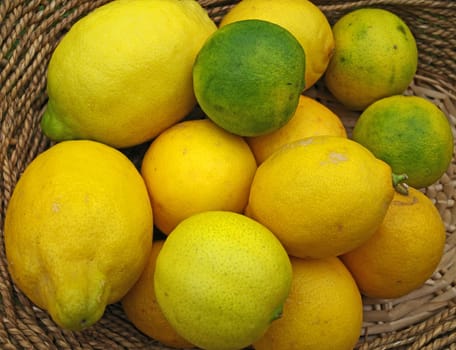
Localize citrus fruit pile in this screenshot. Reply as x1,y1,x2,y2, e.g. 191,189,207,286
3,0,453,349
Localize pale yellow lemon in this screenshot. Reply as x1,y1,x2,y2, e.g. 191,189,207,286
154,211,292,350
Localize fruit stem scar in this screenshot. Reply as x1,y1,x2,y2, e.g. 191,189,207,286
392,173,409,195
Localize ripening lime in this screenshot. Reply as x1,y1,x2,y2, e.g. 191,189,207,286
325,8,418,111
353,95,453,188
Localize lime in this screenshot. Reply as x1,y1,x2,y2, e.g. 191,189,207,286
353,95,453,188
193,19,306,136
325,8,418,111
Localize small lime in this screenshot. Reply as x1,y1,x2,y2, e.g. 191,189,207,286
193,19,306,136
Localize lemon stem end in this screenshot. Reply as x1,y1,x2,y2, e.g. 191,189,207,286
392,173,409,195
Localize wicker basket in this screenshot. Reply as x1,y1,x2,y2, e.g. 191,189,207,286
1,0,455,349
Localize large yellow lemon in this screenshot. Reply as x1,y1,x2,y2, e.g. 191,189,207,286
246,136,395,258
41,0,216,148
4,140,153,330
154,211,292,350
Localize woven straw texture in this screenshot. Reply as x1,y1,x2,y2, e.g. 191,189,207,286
1,0,455,349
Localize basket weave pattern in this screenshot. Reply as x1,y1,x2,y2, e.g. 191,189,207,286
1,0,455,349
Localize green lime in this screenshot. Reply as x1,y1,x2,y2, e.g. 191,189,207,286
353,95,453,188
192,19,306,136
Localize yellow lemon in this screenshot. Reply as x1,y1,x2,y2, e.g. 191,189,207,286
247,95,347,164
122,241,193,349
41,0,216,148
246,136,395,259
352,95,454,188
341,187,446,299
193,19,305,136
4,140,153,330
325,8,418,110
220,0,334,90
254,256,363,350
141,118,257,234
154,211,292,350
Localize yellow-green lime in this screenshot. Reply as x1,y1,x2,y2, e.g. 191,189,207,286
154,211,292,350
193,19,306,136
325,8,418,111
41,0,216,148
352,95,454,188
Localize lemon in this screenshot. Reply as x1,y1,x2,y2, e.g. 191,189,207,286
141,119,257,234
193,19,306,137
352,95,454,188
325,8,418,110
247,95,346,164
341,187,446,299
41,0,216,148
220,0,334,90
154,211,292,350
254,256,363,350
4,140,153,330
246,135,395,259
122,240,193,348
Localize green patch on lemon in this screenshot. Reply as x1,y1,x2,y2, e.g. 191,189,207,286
192,19,306,137
353,95,453,188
